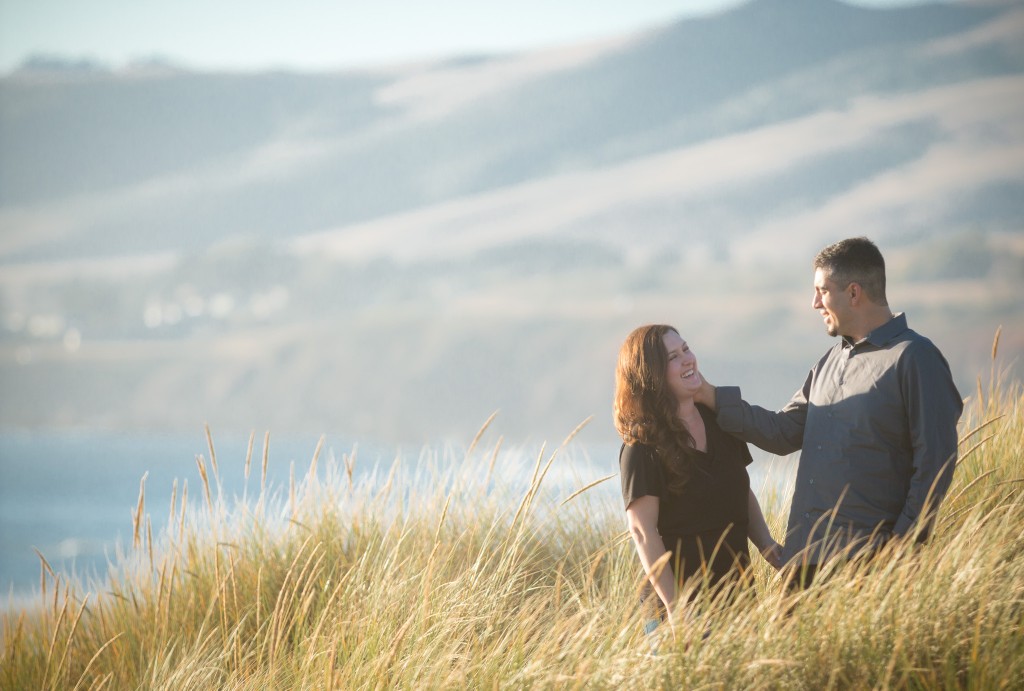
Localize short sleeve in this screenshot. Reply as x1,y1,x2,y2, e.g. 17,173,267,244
732,433,754,467
737,439,754,467
619,443,665,510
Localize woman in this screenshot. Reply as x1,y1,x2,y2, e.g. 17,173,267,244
615,324,782,618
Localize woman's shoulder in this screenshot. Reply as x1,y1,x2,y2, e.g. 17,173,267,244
619,440,666,504
619,440,658,467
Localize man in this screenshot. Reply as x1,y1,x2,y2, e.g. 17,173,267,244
694,237,963,586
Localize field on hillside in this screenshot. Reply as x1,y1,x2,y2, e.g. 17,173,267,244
2,350,1022,689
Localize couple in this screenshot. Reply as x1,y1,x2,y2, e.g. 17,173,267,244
615,237,963,617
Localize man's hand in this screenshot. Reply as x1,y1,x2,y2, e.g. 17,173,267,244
694,373,717,409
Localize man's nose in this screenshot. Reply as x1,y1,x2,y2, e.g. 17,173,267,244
812,292,822,309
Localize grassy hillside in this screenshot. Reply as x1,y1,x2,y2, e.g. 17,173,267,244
2,344,1022,689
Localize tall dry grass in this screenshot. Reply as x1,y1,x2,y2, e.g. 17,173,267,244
2,346,1022,690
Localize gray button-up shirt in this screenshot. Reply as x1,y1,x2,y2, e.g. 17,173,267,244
715,313,963,565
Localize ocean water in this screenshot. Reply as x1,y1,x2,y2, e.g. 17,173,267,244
0,430,618,602
0,430,391,601
0,430,788,606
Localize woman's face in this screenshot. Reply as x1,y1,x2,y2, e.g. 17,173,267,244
661,330,701,403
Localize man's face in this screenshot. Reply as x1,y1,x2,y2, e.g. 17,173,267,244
812,268,852,338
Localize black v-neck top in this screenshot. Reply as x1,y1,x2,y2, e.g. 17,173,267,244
619,404,754,584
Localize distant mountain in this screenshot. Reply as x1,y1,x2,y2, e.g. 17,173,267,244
13,55,114,74
0,0,1015,261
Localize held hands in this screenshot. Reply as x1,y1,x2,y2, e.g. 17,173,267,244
759,541,784,571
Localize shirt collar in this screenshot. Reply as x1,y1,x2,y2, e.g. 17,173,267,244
844,312,907,349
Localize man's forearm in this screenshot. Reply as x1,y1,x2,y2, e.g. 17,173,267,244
715,386,804,456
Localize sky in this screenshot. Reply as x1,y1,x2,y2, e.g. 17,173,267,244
0,0,950,74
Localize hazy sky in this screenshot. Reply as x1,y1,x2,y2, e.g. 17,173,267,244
0,0,951,73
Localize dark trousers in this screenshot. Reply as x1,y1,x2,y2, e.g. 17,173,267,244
785,544,888,591
785,562,821,591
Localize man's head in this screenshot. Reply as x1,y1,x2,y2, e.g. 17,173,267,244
813,237,888,306
812,237,890,339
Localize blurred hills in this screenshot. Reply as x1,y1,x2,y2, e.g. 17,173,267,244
1,0,1022,445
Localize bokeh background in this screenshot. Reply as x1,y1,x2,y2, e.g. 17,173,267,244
1,0,1022,447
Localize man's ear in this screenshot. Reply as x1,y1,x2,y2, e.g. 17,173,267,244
848,282,862,304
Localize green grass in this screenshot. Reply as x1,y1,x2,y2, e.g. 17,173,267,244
3,364,1023,690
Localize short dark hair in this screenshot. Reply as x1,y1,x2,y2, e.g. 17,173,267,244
814,237,888,305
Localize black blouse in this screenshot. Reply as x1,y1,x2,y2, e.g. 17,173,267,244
619,404,754,587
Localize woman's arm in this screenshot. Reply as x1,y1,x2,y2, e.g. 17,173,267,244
747,489,783,570
625,495,677,612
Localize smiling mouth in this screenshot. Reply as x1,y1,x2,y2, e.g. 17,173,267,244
683,369,695,378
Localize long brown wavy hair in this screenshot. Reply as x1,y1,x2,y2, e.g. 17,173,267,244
614,324,699,493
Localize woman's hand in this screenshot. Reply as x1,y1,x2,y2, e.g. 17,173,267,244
746,490,782,571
